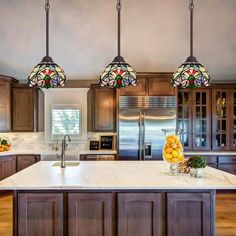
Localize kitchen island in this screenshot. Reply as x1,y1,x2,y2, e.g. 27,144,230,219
0,161,235,236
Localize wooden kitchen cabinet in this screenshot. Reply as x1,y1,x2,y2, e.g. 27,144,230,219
178,89,211,150
0,155,16,180
118,193,164,236
12,85,44,132
119,72,176,96
17,155,40,172
88,84,116,132
167,193,213,236
0,75,18,132
119,77,147,96
18,193,64,236
68,193,113,236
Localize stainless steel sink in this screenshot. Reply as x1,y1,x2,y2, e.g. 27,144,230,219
52,162,80,167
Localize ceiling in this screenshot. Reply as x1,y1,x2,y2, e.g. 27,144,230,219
0,0,235,81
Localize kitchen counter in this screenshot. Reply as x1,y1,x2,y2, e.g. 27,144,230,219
1,161,235,235
184,151,236,155
0,149,117,157
0,161,235,190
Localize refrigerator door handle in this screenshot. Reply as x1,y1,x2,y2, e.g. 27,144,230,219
139,111,142,161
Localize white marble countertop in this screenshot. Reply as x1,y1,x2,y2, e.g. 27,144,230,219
0,149,117,157
0,161,235,190
184,151,236,156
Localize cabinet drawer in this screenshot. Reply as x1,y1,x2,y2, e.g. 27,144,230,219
218,164,236,175
206,156,218,164
207,164,218,169
218,156,236,164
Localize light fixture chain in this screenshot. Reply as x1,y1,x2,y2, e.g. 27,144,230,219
45,0,50,57
117,0,122,57
189,0,194,57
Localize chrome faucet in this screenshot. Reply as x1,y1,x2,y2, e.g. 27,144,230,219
61,135,71,168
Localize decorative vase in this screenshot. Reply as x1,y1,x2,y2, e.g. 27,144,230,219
190,168,204,178
162,129,184,175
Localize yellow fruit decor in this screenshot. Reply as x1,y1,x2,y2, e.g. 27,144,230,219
162,129,184,175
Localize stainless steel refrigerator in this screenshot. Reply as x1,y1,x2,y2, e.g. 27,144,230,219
118,96,177,160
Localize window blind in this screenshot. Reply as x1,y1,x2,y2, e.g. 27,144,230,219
51,105,81,136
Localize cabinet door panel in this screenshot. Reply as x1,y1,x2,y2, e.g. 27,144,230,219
167,193,213,236
177,90,192,150
68,193,113,236
12,87,34,132
0,156,16,180
17,155,36,172
0,81,11,131
148,77,176,96
119,78,146,96
212,89,230,150
94,87,116,132
192,89,211,150
230,89,236,150
118,193,164,236
218,164,236,175
18,193,63,236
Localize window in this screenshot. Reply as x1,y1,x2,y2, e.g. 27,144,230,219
51,104,81,139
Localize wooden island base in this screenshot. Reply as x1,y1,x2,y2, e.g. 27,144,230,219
13,190,215,236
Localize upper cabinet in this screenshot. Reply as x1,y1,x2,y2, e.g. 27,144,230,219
0,76,44,133
87,84,116,132
178,88,211,151
12,85,44,132
212,88,236,151
0,75,18,132
119,73,177,96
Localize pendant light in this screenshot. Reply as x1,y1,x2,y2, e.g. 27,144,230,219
28,0,66,89
172,0,210,89
99,0,137,89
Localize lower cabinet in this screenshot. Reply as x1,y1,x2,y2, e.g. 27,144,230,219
18,193,64,236
16,191,214,236
17,155,40,172
68,193,113,236
0,155,16,181
118,193,164,236
167,193,213,236
0,155,40,180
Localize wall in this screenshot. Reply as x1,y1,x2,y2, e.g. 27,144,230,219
0,0,235,81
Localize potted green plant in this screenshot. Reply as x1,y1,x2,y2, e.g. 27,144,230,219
187,156,207,178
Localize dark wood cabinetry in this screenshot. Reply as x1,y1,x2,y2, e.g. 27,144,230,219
17,155,40,172
18,193,64,236
0,75,18,132
88,84,116,132
119,73,176,96
167,192,214,236
12,85,44,132
0,155,16,181
178,89,211,150
0,155,39,180
68,193,113,236
15,191,215,236
118,193,164,236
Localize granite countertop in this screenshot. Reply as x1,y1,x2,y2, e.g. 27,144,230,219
0,161,235,190
184,151,236,156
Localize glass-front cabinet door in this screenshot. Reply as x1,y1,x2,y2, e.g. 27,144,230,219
177,90,192,150
212,89,230,150
192,89,211,150
230,89,236,150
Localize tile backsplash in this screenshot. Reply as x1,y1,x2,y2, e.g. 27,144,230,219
0,132,116,151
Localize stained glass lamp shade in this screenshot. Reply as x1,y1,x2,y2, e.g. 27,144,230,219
99,0,137,89
172,57,210,89
28,0,66,89
172,0,210,89
100,56,137,89
28,57,66,89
